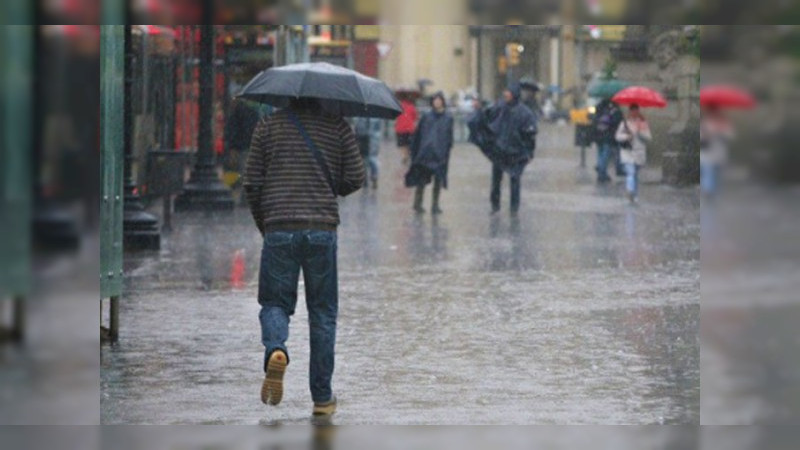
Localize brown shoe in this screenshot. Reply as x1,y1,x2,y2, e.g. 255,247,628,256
312,396,337,416
261,350,287,406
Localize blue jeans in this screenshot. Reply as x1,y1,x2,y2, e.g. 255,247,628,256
625,163,639,196
596,143,614,182
258,230,338,403
364,154,379,181
701,162,719,196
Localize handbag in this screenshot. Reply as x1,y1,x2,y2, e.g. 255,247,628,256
287,111,338,196
620,120,633,150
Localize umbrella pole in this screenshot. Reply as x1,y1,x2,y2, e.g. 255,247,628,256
175,19,234,212
580,145,586,168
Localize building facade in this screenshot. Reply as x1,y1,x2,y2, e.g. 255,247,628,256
378,26,474,98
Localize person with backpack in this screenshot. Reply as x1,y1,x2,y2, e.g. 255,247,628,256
353,116,382,190
243,97,366,417
615,104,652,203
592,99,625,183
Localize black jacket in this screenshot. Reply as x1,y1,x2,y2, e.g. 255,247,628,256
486,99,538,176
592,100,624,145
405,110,453,188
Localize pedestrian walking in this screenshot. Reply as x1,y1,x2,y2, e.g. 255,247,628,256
698,85,753,198
488,84,538,215
700,105,734,197
592,98,624,183
243,97,366,417
615,104,652,203
405,92,453,215
395,97,418,164
354,116,382,190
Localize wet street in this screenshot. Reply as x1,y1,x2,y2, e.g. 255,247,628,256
101,125,700,424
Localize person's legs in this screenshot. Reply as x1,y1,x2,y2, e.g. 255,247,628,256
614,145,626,176
361,155,370,187
369,154,381,182
413,185,425,212
701,161,718,196
258,232,302,370
432,177,443,214
510,174,521,213
398,133,411,164
596,143,611,182
625,163,638,200
300,230,339,404
491,164,503,212
368,153,379,188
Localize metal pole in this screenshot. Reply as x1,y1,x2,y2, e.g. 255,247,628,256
100,25,125,339
12,297,25,342
110,296,120,342
174,18,234,211
476,28,482,99
197,25,213,171
581,145,587,168
123,25,161,250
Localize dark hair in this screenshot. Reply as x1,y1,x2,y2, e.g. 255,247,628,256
430,91,447,108
629,103,640,110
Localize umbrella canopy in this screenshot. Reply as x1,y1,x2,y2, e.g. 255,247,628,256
700,85,756,109
395,86,422,101
612,86,667,108
519,77,541,92
237,62,403,119
588,78,631,99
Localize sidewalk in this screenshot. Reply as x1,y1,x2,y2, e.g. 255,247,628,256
102,125,700,424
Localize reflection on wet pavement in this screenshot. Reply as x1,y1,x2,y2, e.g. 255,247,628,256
102,126,699,424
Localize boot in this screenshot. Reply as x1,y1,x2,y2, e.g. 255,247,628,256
261,350,287,406
413,186,425,213
431,182,443,215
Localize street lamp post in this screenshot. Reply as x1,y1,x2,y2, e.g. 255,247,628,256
174,21,234,212
123,25,161,250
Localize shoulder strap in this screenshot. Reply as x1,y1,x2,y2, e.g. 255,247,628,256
286,110,337,197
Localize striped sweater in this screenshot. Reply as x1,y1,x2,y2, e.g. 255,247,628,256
243,108,366,233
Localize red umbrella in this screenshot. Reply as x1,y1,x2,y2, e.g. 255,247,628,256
700,85,756,109
611,86,667,108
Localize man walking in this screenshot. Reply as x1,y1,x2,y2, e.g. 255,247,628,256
244,97,366,417
592,98,624,183
489,84,538,215
353,116,382,190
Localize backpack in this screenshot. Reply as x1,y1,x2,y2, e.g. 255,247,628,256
594,107,616,134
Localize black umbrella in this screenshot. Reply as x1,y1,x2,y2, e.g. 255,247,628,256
519,77,541,92
237,62,403,119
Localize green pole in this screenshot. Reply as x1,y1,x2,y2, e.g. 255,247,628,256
0,24,32,342
100,26,125,341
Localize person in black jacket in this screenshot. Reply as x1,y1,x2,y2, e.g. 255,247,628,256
592,99,625,183
405,92,453,214
489,84,538,215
